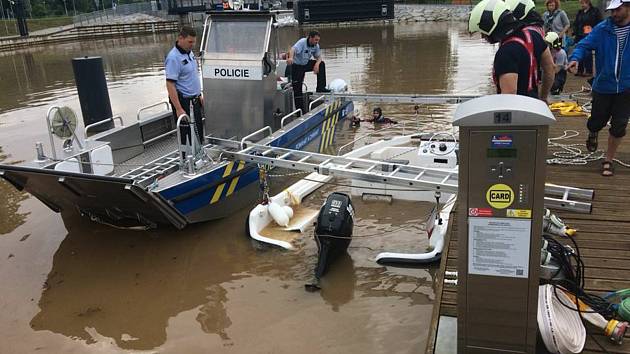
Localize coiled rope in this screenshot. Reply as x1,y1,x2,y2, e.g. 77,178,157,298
547,130,630,168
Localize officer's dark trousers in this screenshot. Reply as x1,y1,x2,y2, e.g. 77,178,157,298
170,93,204,148
291,59,327,111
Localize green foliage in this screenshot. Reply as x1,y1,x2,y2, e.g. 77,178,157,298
0,16,72,36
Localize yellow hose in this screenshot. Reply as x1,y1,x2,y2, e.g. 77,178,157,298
549,102,588,117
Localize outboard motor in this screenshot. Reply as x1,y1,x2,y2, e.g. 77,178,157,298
314,192,354,279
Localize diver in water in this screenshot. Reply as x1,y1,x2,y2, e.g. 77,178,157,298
350,107,398,127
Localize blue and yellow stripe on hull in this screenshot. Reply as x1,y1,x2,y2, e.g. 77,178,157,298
209,160,246,204
319,99,342,153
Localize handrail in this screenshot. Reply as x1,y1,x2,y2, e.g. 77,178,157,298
176,114,190,167
240,126,273,150
199,15,211,58
137,101,170,121
45,106,60,160
280,109,302,128
84,115,124,136
309,95,326,111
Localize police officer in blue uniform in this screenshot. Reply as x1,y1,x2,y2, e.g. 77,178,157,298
287,30,330,111
165,25,204,149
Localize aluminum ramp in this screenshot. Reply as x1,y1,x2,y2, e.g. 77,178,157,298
207,138,593,213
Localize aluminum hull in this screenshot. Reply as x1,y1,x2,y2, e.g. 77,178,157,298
0,100,353,229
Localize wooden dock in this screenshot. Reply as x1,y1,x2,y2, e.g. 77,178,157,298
426,96,630,353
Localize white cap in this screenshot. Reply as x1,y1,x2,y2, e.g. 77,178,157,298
607,0,629,10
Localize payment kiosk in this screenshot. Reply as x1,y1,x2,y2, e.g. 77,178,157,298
453,95,555,353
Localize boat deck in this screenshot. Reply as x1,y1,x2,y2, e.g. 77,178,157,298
113,134,179,177
426,110,630,353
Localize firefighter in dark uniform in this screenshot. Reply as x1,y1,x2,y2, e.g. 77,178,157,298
468,0,555,102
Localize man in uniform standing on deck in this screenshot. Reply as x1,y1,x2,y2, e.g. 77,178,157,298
468,0,555,102
287,30,330,111
165,25,204,153
567,0,630,176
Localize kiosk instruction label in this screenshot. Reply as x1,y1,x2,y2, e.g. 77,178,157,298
468,217,531,278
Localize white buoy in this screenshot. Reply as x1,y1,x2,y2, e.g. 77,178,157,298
268,202,289,227
283,205,294,219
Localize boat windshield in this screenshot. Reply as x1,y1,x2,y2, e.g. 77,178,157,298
205,20,269,58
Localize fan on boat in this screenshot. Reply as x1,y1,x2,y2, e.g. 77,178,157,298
48,106,82,150
50,106,78,139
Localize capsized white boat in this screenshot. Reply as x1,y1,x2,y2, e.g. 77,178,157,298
247,172,332,250
247,132,459,264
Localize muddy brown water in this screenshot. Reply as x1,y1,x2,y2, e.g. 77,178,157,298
0,23,494,353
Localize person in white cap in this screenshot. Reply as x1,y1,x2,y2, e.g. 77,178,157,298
567,0,630,176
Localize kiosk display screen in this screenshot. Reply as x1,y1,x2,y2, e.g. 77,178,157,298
487,148,517,158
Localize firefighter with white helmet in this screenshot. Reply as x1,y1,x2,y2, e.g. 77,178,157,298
544,32,568,94
468,0,555,102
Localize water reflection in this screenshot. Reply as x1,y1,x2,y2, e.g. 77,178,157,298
30,216,250,350
0,34,173,115
318,253,356,312
0,146,29,235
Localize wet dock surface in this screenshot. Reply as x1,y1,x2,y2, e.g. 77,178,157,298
427,79,630,353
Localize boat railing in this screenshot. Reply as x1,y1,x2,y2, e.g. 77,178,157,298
136,101,170,121
84,115,124,136
308,95,326,111
241,126,273,150
280,109,303,129
176,113,196,173
337,122,407,155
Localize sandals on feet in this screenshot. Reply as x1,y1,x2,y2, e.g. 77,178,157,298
601,160,614,177
586,132,598,152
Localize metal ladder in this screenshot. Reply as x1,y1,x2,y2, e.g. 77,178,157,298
208,137,459,193
120,151,181,186
318,93,480,104
208,137,594,214
543,183,593,214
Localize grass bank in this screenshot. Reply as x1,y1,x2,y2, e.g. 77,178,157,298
0,16,73,37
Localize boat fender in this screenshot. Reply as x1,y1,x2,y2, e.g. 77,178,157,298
328,78,348,93
283,205,294,219
268,202,289,227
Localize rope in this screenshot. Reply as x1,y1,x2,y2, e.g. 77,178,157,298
538,284,586,354
546,130,630,168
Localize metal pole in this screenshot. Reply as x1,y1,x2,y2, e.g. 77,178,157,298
0,0,8,36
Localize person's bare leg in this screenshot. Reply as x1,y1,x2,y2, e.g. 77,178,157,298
606,135,623,162
602,135,623,176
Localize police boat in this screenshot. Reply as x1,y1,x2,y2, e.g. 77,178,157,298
0,11,353,230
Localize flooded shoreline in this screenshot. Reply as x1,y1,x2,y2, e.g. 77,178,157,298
0,22,494,353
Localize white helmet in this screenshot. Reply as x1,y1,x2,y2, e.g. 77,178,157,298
544,31,559,44
504,0,536,20
468,0,512,36
544,31,562,48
